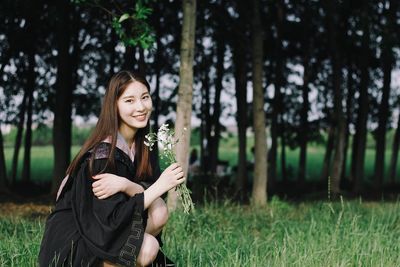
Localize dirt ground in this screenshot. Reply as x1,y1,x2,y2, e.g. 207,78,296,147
0,202,52,218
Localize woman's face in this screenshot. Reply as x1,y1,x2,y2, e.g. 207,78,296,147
117,81,153,135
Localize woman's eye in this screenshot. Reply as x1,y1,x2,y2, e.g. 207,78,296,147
125,99,134,103
142,95,150,100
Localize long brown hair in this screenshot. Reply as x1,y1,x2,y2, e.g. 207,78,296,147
66,70,152,180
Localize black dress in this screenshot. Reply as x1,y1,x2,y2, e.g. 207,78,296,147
39,142,161,266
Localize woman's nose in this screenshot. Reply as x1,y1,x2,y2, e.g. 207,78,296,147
135,100,145,111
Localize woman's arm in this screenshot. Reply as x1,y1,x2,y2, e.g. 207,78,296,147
143,163,185,209
92,174,144,199
92,163,185,209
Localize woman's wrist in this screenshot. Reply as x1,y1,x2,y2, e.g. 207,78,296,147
143,182,165,209
123,179,145,196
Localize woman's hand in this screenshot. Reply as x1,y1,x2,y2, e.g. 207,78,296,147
143,163,186,209
92,173,129,199
157,163,186,192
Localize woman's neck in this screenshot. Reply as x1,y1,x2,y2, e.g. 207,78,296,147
118,125,136,148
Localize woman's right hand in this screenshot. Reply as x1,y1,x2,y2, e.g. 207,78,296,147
157,163,186,193
143,163,186,209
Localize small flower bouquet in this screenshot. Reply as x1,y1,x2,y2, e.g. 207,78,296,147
145,124,194,214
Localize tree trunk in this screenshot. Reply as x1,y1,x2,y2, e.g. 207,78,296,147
251,0,268,206
52,0,73,194
298,53,311,182
353,9,370,193
123,46,136,71
200,67,211,174
209,29,224,174
270,0,285,187
374,0,397,186
168,0,196,211
152,31,162,134
0,129,7,188
342,61,354,181
280,130,287,181
11,92,27,185
389,112,400,184
138,47,146,76
324,0,346,195
21,50,35,183
233,1,248,198
320,126,335,181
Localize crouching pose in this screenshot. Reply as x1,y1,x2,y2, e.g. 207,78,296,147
39,71,184,266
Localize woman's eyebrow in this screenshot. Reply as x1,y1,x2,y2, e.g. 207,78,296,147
121,95,136,99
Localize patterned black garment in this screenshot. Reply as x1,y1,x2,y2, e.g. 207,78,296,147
39,142,173,266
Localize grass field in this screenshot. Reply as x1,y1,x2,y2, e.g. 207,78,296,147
1,199,399,266
4,142,400,184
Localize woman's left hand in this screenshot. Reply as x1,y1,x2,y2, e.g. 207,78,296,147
92,173,128,199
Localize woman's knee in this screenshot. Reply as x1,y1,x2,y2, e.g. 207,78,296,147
137,234,159,266
149,198,169,229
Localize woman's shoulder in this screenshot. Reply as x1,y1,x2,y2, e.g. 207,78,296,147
91,142,133,167
90,142,111,160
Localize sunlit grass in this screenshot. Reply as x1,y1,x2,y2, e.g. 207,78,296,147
1,200,399,266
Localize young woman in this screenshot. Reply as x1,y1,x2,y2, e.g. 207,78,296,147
39,71,185,266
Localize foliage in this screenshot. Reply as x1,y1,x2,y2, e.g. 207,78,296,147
73,0,155,49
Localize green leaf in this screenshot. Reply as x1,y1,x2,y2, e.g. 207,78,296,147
118,13,130,23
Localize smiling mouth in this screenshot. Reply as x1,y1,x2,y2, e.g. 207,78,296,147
134,114,147,120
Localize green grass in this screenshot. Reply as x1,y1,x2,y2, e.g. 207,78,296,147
1,200,400,266
162,199,400,266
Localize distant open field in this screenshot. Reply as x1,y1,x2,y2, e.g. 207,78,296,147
4,142,400,184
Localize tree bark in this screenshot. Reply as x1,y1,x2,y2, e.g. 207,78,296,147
200,64,211,174
21,50,35,183
324,0,346,195
298,6,313,182
11,92,27,185
0,129,7,188
352,8,370,193
342,61,354,181
251,0,268,206
52,0,73,194
233,1,248,198
138,47,146,76
389,112,400,184
320,126,335,181
209,29,224,174
298,53,311,182
168,0,196,211
270,0,285,187
123,46,136,71
374,0,397,186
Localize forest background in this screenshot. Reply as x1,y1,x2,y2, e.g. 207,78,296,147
1,0,400,203
2,0,400,266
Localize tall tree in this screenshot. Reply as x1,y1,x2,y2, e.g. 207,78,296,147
208,11,224,174
0,129,7,188
352,4,370,193
233,1,249,198
269,0,285,186
21,1,39,183
374,0,398,186
21,48,35,183
168,0,197,211
324,0,346,195
52,0,73,194
251,0,268,206
389,111,400,184
298,1,314,182
11,92,27,185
